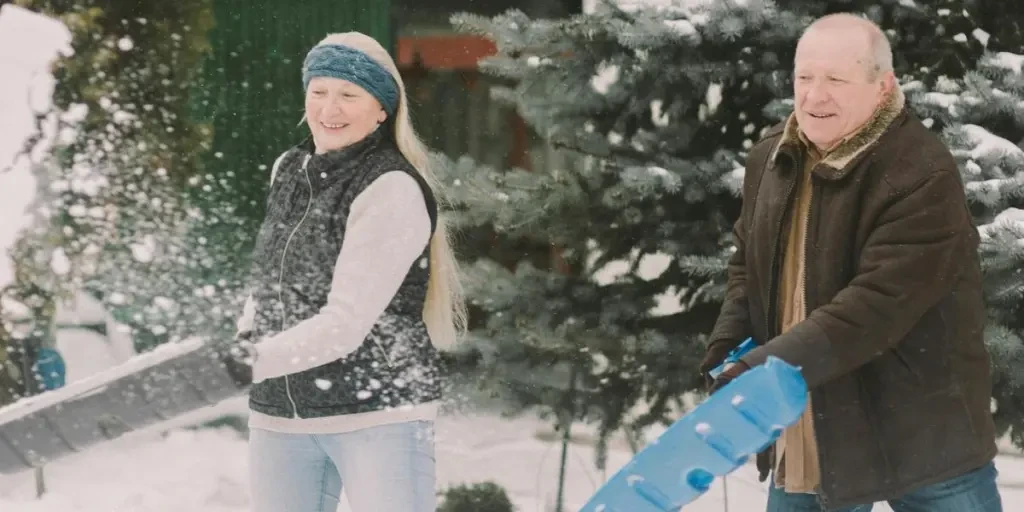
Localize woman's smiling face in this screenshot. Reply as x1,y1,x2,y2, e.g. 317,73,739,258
305,76,386,153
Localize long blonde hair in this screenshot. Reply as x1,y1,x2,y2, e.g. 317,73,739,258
314,32,467,349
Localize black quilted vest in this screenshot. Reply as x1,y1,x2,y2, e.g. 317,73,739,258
246,129,442,418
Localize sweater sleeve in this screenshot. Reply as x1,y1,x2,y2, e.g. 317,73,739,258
250,171,432,382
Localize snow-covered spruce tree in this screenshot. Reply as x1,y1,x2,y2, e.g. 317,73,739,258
443,1,806,465
907,51,1024,446
445,0,1024,463
1,0,215,381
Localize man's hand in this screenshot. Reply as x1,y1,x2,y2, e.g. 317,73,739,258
699,341,740,388
708,360,750,394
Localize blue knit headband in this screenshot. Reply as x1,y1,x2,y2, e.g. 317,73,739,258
302,43,399,116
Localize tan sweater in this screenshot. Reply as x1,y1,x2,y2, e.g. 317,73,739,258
773,135,822,493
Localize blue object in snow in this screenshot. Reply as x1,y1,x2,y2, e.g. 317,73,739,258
707,337,758,380
579,355,807,512
32,347,66,390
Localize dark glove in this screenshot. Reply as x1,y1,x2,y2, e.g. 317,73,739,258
219,331,256,388
708,360,750,394
699,340,740,388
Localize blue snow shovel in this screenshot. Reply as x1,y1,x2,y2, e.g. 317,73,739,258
579,354,808,512
707,337,758,380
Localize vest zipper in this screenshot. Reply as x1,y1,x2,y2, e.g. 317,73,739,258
277,154,312,419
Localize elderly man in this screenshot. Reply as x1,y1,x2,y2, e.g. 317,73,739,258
700,13,1002,512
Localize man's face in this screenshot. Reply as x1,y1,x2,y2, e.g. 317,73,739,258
793,27,891,150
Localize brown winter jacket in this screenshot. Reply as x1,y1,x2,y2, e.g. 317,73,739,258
706,86,998,509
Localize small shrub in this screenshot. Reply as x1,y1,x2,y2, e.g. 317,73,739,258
437,481,515,512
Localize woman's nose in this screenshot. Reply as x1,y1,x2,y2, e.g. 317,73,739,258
323,97,344,113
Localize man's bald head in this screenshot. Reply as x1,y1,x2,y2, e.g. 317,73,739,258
792,13,897,150
799,13,893,80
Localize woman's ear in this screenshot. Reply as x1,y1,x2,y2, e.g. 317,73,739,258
378,109,387,124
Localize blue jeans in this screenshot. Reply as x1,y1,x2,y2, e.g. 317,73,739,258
766,460,1002,511
248,420,436,512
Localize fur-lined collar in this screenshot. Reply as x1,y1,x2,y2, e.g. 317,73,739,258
770,86,906,180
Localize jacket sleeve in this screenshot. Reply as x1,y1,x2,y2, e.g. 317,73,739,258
706,137,772,354
250,171,431,382
740,171,973,387
706,212,752,353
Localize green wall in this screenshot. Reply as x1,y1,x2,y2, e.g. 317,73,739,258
194,0,392,222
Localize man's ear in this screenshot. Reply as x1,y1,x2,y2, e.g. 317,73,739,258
879,70,896,96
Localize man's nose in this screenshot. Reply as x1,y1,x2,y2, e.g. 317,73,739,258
804,81,829,104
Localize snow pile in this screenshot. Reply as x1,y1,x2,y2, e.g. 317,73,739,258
591,62,620,95
0,167,35,289
0,426,251,512
979,207,1024,242
663,18,697,36
956,124,1024,208
588,246,685,316
960,124,1024,163
589,247,672,284
0,5,71,72
992,51,1024,75
0,5,72,289
593,0,715,13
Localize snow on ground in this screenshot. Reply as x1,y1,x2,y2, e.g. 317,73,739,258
2,337,1024,512
0,398,1023,512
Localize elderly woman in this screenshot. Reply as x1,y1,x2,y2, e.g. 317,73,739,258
234,32,466,512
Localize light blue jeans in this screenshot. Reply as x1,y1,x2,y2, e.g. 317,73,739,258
248,420,436,512
766,460,1002,511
